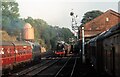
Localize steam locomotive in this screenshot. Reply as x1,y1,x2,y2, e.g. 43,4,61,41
0,41,41,74
54,41,72,57
85,23,120,77
54,41,65,56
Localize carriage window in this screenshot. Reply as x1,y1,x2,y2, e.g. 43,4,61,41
4,48,8,57
7,54,9,57
17,50,20,55
9,54,11,57
23,50,26,54
18,53,20,55
20,50,22,55
15,49,18,54
10,49,13,56
23,49,25,54
0,48,4,55
23,50,25,54
1,48,5,57
25,50,27,54
7,48,10,57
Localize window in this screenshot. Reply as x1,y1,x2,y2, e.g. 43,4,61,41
106,17,109,22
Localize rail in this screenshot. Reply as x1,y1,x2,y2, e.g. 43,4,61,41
70,57,77,77
54,57,76,77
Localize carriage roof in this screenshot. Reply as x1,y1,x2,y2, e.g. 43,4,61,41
12,41,31,46
0,41,13,46
96,23,120,41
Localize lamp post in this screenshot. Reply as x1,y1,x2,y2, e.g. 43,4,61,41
70,10,85,63
82,26,85,63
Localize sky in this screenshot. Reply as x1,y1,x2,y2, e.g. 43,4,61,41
16,0,120,31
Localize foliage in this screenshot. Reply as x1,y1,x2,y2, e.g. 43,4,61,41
1,1,74,50
81,10,103,25
23,17,74,50
61,27,73,43
23,17,73,49
2,1,25,36
37,39,47,48
2,1,19,18
1,30,16,41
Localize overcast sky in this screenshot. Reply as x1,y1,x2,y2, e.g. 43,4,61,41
16,0,120,31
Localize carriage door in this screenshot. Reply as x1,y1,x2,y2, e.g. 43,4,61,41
111,46,115,76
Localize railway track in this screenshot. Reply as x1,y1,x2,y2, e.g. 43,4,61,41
26,59,59,76
12,56,79,77
35,57,71,77
13,60,51,76
7,56,109,77
55,57,77,77
8,56,108,77
10,57,61,77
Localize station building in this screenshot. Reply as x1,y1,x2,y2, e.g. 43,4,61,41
79,9,120,41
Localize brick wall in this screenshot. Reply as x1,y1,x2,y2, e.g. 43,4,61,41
79,9,120,40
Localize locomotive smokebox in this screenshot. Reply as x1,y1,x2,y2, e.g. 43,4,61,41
23,23,34,41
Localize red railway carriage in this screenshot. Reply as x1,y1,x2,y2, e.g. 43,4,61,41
12,41,32,64
0,41,32,71
0,42,15,70
0,41,41,75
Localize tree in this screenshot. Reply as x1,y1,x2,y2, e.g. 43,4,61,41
61,27,74,43
2,1,19,19
2,1,24,36
81,10,103,25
